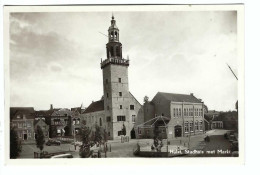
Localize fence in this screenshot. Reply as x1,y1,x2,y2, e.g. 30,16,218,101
121,136,130,143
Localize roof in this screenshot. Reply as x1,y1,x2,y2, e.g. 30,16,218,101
153,92,202,103
83,100,104,114
51,108,74,117
10,107,35,120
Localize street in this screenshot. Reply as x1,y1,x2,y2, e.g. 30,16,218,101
18,129,234,158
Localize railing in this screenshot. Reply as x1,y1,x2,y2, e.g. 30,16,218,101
101,58,129,68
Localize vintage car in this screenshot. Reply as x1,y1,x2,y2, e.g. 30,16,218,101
46,139,61,146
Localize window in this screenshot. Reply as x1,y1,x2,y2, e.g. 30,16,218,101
108,132,110,136
99,118,102,126
73,119,76,125
76,119,80,125
119,92,122,97
173,108,176,117
120,105,122,109
190,122,194,132
195,121,199,130
27,122,31,128
117,116,126,121
162,113,164,116
184,122,189,133
118,78,121,83
106,79,108,84
132,115,136,123
118,130,123,136
110,46,114,57
17,115,20,119
138,128,142,135
19,132,22,138
107,93,109,98
106,116,111,122
23,122,26,128
28,133,31,138
107,106,109,110
18,123,22,128
184,109,186,116
130,105,134,110
179,108,181,117
54,119,60,125
199,121,203,131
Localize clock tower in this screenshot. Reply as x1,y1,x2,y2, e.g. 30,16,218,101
101,15,130,139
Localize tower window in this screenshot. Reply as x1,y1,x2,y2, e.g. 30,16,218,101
106,116,111,122
130,105,134,110
118,78,121,83
116,46,120,57
120,105,122,109
110,46,114,57
115,31,117,39
119,92,122,97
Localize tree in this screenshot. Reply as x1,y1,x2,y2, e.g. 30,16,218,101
79,126,92,158
144,96,149,103
35,125,45,154
94,124,102,145
10,127,22,159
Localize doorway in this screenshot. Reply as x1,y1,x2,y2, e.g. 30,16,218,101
23,133,28,140
130,128,136,139
174,125,182,137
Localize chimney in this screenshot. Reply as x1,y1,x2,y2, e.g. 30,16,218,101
190,93,194,96
50,104,53,110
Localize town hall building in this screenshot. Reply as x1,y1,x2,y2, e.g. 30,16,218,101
80,16,144,140
80,15,205,140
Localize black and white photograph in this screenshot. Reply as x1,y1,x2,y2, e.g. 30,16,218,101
3,5,244,163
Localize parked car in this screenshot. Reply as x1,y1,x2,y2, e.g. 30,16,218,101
46,139,61,146
224,130,235,139
50,153,73,158
230,141,239,152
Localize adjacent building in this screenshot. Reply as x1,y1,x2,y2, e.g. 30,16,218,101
138,92,205,139
10,107,35,142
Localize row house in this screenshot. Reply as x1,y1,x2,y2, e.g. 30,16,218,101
10,107,36,142
50,108,80,137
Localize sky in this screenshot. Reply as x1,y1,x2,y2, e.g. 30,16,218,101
9,11,238,111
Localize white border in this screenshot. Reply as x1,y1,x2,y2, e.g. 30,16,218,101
3,4,244,166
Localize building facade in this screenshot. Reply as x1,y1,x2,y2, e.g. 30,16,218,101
50,108,76,137
10,107,35,142
81,16,144,140
138,92,205,139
